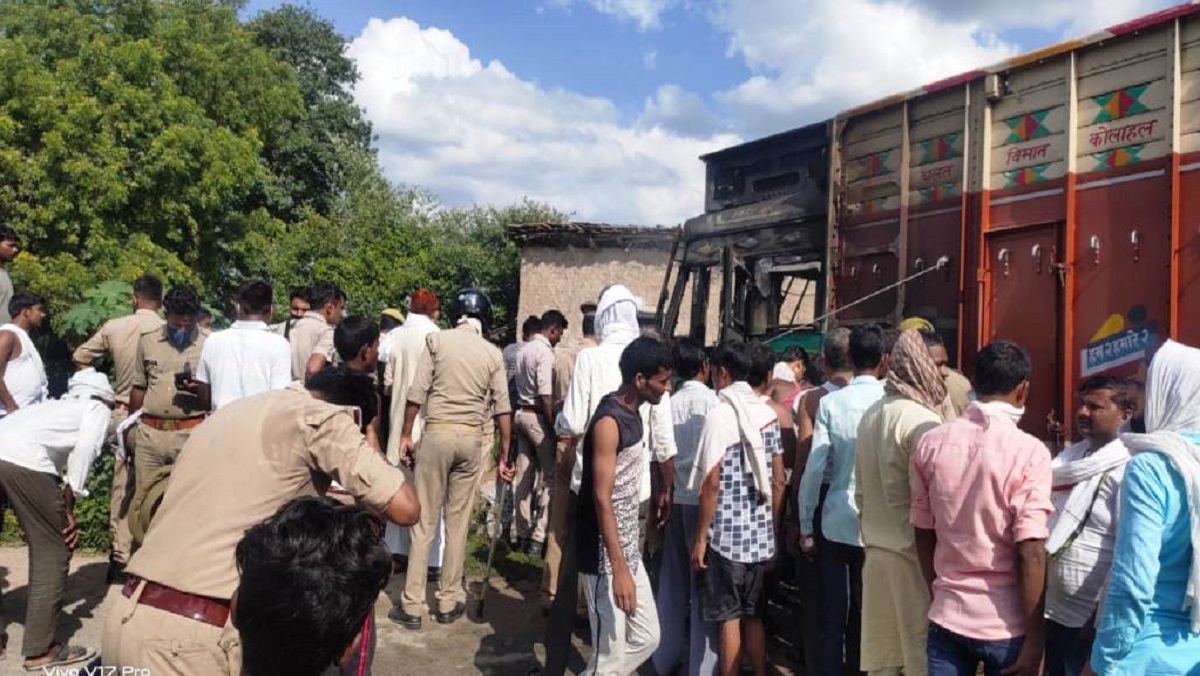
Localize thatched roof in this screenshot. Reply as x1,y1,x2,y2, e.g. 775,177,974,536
507,222,679,248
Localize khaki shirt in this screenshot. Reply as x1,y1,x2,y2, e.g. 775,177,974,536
553,336,596,408
72,309,165,404
131,327,210,418
946,369,973,417
127,383,406,599
407,326,510,427
287,311,335,380
515,334,555,407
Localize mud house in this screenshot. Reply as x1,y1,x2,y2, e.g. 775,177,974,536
507,222,723,346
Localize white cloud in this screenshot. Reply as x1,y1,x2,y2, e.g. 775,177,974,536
347,17,739,225
643,49,658,70
638,84,719,137
909,0,1168,34
710,0,1175,137
543,0,678,30
713,0,1020,137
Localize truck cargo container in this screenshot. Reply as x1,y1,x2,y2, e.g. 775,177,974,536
664,2,1200,444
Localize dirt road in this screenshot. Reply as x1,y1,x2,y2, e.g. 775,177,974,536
0,546,592,676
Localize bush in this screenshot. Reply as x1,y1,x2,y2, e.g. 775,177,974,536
0,452,115,554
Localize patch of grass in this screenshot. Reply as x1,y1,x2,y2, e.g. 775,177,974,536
465,500,543,584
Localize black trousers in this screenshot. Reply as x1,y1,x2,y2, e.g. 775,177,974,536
817,540,864,676
543,491,579,676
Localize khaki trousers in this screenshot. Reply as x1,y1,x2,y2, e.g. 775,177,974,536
514,410,555,542
0,460,70,658
541,438,577,601
108,406,135,565
102,579,241,675
128,424,193,548
401,425,485,616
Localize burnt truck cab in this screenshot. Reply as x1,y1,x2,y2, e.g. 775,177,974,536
659,122,831,354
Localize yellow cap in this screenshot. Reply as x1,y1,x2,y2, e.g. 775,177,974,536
898,317,934,332
380,308,405,322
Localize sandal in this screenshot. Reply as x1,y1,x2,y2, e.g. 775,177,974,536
23,644,95,671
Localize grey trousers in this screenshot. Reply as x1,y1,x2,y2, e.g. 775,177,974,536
0,459,71,657
650,503,719,676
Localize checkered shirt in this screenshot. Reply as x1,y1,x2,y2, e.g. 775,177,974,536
708,422,782,563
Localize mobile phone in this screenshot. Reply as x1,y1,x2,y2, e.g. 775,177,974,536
344,406,363,428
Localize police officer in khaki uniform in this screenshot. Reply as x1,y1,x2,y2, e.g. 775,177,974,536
72,275,165,581
390,288,513,630
126,285,209,545
288,281,344,381
102,367,420,675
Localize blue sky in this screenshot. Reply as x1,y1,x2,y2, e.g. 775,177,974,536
240,0,1180,224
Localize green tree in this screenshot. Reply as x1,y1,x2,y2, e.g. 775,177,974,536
248,5,373,213
0,0,301,306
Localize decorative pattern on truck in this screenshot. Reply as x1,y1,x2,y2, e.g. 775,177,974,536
1003,110,1052,143
916,133,962,165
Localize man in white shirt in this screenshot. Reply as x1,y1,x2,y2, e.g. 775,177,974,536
1044,376,1136,676
195,279,291,411
546,285,677,675
0,292,48,416
653,338,720,676
383,289,446,568
0,369,115,669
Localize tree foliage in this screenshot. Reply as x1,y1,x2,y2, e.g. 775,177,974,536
0,0,563,337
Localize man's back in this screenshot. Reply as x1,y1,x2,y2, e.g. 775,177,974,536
799,376,885,546
127,385,403,600
407,327,506,428
287,312,333,379
909,404,1052,639
196,321,292,409
74,310,164,401
855,395,941,556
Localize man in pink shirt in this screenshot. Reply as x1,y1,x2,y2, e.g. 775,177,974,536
910,340,1052,676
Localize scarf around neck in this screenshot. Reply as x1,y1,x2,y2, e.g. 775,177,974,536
1119,340,1200,632
718,381,772,502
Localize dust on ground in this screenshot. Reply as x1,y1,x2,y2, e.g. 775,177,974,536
0,545,593,676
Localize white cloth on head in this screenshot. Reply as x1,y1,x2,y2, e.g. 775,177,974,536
64,367,116,404
1119,340,1200,633
594,285,641,346
559,284,676,500
772,362,796,384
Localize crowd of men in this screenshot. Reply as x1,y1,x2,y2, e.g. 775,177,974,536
0,216,1199,675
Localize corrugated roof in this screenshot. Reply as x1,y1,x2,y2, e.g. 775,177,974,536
507,221,679,244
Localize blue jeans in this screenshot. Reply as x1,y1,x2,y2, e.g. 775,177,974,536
926,623,1024,676
1044,620,1089,676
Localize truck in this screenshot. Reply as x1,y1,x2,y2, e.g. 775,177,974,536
660,1,1200,443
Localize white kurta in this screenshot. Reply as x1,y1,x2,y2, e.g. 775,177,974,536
382,312,445,563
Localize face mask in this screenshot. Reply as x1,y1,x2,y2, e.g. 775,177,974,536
167,326,195,349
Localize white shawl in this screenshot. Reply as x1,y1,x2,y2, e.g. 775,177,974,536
1046,438,1130,555
1119,340,1200,633
717,381,772,501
